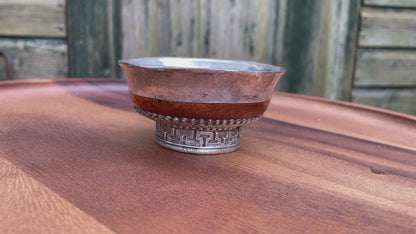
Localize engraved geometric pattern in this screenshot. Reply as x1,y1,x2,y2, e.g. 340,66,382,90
155,121,241,148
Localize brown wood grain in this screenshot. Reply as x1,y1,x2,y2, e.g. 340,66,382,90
0,157,113,233
351,88,416,116
265,92,416,150
0,79,415,233
130,93,270,120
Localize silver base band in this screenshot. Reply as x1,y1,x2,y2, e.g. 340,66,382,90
155,121,241,154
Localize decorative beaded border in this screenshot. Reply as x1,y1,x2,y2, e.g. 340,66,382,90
134,106,262,130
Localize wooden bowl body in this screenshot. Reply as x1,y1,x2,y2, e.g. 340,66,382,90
119,57,285,154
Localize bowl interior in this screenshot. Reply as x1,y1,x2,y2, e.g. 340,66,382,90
119,57,285,74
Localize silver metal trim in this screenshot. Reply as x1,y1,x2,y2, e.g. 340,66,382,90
134,106,261,130
155,121,241,154
119,57,285,74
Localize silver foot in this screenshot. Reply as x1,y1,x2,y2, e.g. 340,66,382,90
154,121,241,154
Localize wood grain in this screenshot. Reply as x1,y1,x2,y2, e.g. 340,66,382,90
0,0,66,38
0,79,415,233
265,92,416,150
0,157,113,233
359,7,416,48
0,38,67,80
354,48,416,87
130,94,270,120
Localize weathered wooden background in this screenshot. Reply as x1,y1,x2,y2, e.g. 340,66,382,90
0,0,415,115
0,0,67,79
352,0,416,114
0,0,120,79
121,0,360,102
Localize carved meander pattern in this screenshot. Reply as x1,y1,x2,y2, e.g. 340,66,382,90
156,121,241,148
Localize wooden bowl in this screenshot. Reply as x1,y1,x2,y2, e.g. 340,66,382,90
119,57,285,154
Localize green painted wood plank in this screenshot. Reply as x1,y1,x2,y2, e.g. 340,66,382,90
359,7,416,48
355,49,416,87
364,0,416,8
313,0,361,100
0,0,66,38
270,0,324,94
67,0,121,78
351,88,416,115
0,38,67,80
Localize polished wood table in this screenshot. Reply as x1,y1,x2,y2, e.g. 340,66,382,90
1,79,415,233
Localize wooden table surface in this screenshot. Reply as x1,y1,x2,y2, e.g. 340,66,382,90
1,79,415,233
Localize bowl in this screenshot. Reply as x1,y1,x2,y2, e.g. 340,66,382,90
119,57,285,154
